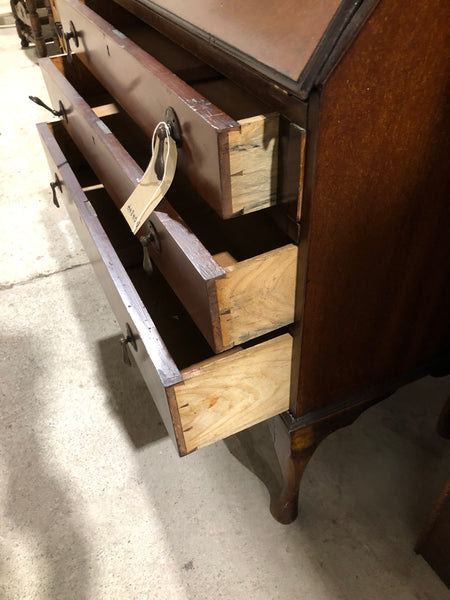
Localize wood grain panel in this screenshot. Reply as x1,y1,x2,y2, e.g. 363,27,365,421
174,334,293,452
216,245,297,348
295,0,450,414
228,113,279,215
41,55,295,352
40,57,141,206
39,121,295,457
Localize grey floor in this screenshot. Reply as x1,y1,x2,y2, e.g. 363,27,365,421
1,11,449,600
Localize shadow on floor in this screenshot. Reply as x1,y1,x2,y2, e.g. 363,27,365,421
96,335,168,449
1,334,92,599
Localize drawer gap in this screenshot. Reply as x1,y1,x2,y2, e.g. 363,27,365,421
50,58,287,261
83,186,142,269
166,174,292,263
84,0,230,85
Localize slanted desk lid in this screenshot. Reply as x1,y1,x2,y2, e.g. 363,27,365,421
138,0,369,97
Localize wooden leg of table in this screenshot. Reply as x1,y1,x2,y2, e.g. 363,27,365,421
269,395,386,524
269,418,319,524
10,0,28,47
27,0,47,57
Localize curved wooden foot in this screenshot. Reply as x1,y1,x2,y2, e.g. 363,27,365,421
269,417,325,524
269,395,386,524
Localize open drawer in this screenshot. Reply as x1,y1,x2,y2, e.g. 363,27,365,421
38,120,292,455
37,55,297,353
52,0,283,218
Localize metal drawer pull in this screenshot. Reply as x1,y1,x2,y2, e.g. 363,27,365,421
139,220,160,276
120,324,137,366
29,96,67,122
63,21,79,63
49,174,62,208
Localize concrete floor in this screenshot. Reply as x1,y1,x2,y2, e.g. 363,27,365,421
0,10,449,600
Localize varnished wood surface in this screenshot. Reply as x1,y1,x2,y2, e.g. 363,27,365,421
40,120,294,456
40,57,141,206
294,0,450,414
135,0,344,82
56,0,236,215
108,0,308,121
37,121,184,449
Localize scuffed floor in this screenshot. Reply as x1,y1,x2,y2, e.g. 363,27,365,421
0,11,449,600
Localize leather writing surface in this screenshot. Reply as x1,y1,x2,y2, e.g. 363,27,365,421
140,0,343,81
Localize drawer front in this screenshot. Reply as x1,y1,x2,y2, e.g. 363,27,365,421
36,120,183,447
38,121,292,455
54,0,280,218
38,56,297,353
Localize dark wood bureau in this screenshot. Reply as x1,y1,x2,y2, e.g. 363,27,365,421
36,0,449,523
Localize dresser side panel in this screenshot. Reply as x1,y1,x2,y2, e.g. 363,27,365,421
295,0,450,414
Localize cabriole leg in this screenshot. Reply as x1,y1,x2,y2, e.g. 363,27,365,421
269,416,324,524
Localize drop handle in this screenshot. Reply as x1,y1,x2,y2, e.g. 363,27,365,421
64,20,79,63
29,96,67,121
49,174,62,208
120,324,137,366
139,220,160,276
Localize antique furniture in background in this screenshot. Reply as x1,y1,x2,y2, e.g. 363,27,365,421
35,0,449,522
10,0,58,57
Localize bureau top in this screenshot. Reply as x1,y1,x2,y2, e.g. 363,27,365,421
135,0,377,97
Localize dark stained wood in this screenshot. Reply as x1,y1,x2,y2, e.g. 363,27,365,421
40,55,295,352
56,0,240,217
294,0,450,414
40,57,141,205
139,0,343,82
114,0,370,101
270,391,386,523
37,121,185,449
81,1,219,82
108,0,309,123
40,57,228,349
277,120,306,220
39,120,294,457
416,477,450,587
50,53,113,105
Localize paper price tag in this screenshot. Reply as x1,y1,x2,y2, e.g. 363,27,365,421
121,123,177,234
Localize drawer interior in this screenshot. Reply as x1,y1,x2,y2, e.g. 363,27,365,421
53,0,282,218
49,121,289,367
43,119,292,454
50,126,211,369
42,55,296,352
83,0,271,118
51,56,291,263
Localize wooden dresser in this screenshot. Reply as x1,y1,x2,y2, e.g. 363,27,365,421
35,0,449,523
